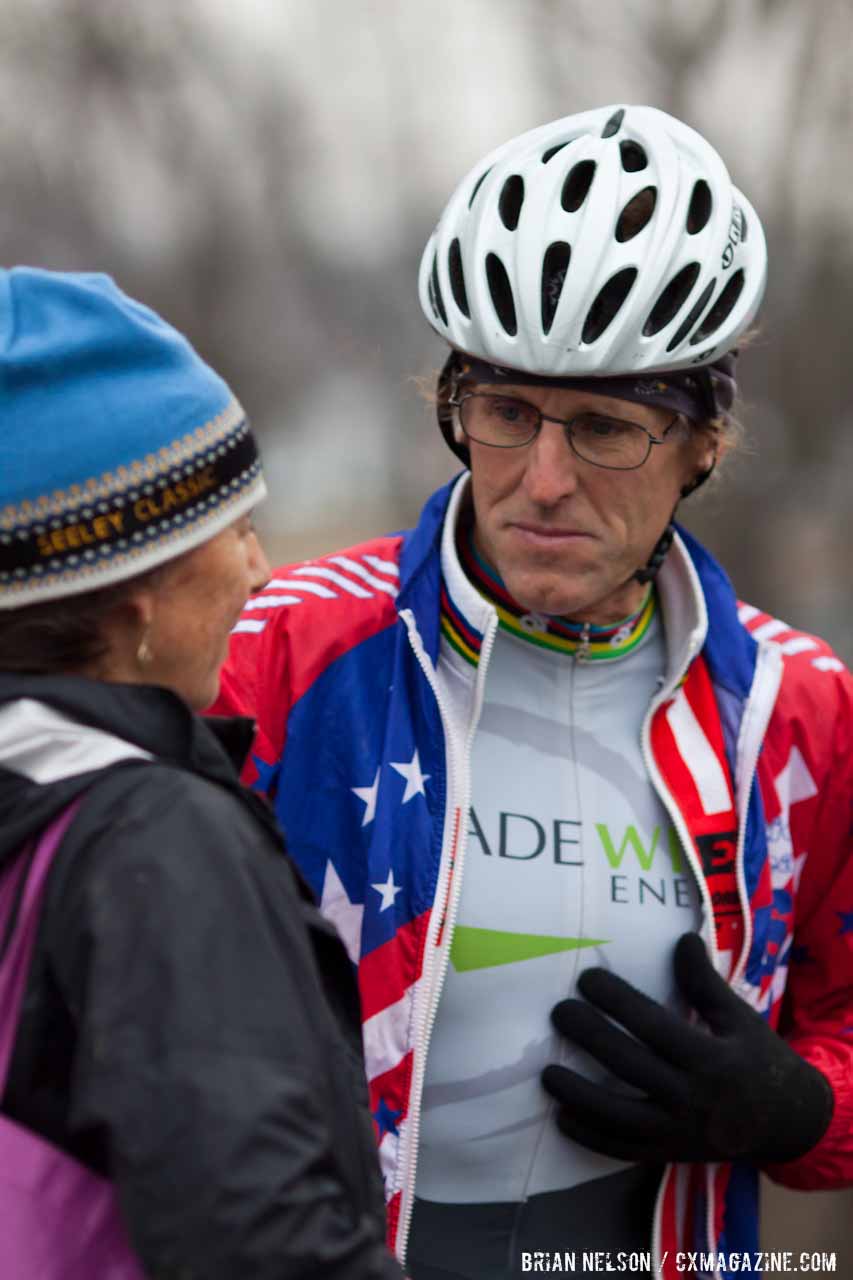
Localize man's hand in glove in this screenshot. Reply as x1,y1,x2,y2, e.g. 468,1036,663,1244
541,932,833,1165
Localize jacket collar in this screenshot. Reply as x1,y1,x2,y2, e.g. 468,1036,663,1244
0,674,254,779
397,474,462,664
0,675,256,867
674,525,758,701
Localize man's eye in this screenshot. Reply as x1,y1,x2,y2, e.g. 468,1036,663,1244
488,398,529,423
577,415,632,438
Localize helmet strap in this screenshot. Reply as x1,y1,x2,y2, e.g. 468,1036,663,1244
631,452,717,583
633,522,676,585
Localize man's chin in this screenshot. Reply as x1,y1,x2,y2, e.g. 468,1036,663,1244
503,571,593,619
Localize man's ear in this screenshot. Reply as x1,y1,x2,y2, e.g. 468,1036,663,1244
676,424,712,494
707,421,732,471
697,422,724,472
454,414,466,446
680,424,721,499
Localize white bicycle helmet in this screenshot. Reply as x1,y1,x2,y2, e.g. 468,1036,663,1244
418,104,766,376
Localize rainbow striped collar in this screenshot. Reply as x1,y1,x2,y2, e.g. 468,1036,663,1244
440,522,657,668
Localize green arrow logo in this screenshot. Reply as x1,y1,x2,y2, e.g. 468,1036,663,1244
450,925,607,973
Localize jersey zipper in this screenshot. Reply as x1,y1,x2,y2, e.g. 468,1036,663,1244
575,620,592,663
395,606,498,1265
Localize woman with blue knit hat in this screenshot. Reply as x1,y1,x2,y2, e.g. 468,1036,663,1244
0,270,404,1278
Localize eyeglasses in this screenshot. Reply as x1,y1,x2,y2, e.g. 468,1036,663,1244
450,392,681,471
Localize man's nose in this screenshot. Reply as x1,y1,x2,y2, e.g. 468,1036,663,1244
521,421,581,506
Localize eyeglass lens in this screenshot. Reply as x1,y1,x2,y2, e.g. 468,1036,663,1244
458,394,654,469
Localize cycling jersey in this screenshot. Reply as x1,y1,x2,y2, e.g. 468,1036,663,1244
408,526,702,1276
213,473,853,1279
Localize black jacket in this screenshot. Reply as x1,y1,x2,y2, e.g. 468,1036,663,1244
0,674,402,1280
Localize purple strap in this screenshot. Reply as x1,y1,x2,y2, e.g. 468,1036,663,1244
0,799,147,1279
0,800,82,1087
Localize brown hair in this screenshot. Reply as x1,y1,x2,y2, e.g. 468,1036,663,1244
0,569,162,676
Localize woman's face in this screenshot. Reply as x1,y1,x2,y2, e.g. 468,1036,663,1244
139,515,270,710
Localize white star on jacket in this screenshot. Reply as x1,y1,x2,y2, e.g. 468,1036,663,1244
371,869,403,912
352,768,380,826
320,860,364,963
390,749,430,803
774,745,819,813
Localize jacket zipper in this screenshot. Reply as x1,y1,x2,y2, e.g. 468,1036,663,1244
641,636,715,1276
729,640,783,988
645,639,784,1274
395,607,498,1265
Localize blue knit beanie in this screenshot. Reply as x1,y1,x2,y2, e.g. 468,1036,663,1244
0,268,266,609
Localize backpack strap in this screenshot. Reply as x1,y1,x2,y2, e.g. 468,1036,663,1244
0,800,83,1088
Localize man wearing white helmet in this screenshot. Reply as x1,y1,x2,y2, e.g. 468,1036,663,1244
214,106,853,1278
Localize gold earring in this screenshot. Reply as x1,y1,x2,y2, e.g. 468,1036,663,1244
137,628,154,668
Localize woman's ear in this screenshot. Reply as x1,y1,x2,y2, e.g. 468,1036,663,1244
114,584,153,632
95,584,155,663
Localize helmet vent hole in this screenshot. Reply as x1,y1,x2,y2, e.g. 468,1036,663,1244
541,241,571,335
582,267,637,344
690,270,745,345
601,108,625,138
499,175,525,230
666,279,716,352
738,206,748,241
430,253,448,327
619,140,647,172
448,239,469,318
561,161,596,212
643,263,701,337
486,253,518,336
542,141,569,164
468,166,493,209
615,186,657,242
687,180,713,234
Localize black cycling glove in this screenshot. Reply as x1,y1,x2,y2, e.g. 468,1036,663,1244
542,932,834,1165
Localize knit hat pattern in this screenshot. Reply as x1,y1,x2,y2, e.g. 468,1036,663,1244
0,269,266,609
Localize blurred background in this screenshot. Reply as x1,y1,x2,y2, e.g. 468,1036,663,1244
2,0,849,1267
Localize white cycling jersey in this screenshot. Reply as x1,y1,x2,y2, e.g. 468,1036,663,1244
409,491,701,1273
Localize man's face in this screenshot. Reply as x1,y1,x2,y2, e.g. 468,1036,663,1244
465,383,716,623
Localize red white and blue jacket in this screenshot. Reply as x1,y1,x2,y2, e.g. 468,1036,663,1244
214,476,853,1279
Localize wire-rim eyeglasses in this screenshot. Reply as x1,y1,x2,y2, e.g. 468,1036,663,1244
449,392,683,472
